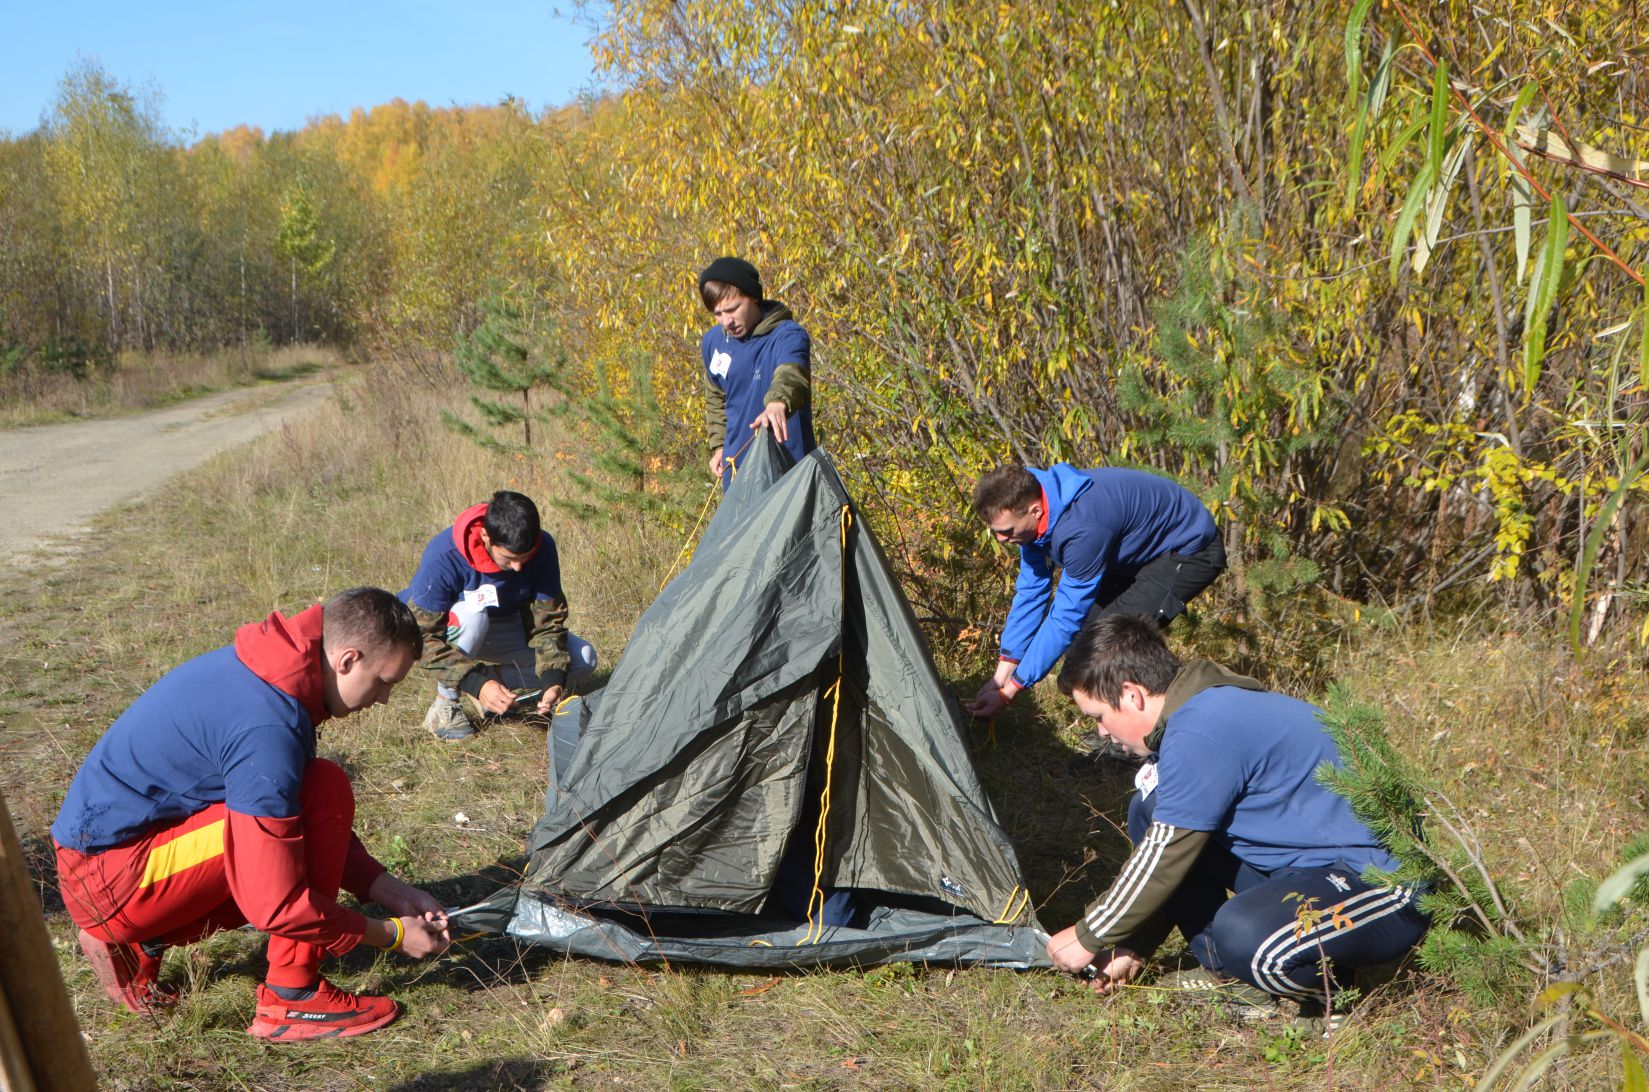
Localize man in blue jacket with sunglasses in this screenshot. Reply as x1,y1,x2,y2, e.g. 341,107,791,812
965,462,1225,720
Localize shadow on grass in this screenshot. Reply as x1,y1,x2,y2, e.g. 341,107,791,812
957,672,1139,932
571,667,613,699
251,360,323,382
386,1057,566,1091
434,858,535,916
20,828,64,914
443,934,576,992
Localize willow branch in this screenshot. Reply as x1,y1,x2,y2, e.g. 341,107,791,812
1390,2,1645,287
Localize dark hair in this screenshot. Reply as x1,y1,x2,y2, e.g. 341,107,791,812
971,465,1041,521
1056,614,1180,705
323,587,421,659
700,279,753,311
483,490,541,553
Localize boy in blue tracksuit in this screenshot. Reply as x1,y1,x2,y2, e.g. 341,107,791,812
399,491,595,741
697,256,815,490
966,463,1225,719
1045,615,1427,1020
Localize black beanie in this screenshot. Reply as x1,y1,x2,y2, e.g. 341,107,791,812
697,256,763,302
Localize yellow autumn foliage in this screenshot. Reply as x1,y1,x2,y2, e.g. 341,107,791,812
5,2,1649,634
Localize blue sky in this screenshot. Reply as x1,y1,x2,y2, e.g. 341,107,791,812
1,1,602,139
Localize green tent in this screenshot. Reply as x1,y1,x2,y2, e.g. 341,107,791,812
458,436,1048,968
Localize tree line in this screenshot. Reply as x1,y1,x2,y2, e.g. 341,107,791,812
3,2,1645,643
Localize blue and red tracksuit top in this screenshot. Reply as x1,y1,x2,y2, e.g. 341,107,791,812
1001,465,1218,689
52,606,383,953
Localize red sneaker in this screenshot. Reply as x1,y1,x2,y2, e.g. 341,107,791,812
77,929,176,1014
246,979,401,1041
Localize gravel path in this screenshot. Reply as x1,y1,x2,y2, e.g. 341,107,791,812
0,381,332,562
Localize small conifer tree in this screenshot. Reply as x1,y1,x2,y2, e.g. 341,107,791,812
442,291,566,454
1314,684,1537,1005
1117,237,1343,600
550,349,698,525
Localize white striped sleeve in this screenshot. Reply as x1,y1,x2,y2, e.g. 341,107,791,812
1074,822,1209,952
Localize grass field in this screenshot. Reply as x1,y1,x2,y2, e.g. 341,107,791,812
3,367,1647,1089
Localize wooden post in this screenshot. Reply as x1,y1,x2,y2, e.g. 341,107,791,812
0,976,37,1092
0,788,96,1091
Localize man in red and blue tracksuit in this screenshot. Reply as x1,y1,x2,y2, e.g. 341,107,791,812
52,587,451,1041
697,256,816,491
966,463,1225,720
1045,615,1428,1023
398,490,595,741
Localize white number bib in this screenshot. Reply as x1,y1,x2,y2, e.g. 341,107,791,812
1134,758,1159,798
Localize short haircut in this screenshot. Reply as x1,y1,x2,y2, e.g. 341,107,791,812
700,279,753,312
323,587,421,659
972,465,1041,521
1056,614,1180,705
483,490,540,553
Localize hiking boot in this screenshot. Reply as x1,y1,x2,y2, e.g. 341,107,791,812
1154,967,1285,1021
424,697,475,741
246,979,401,1041
1289,996,1349,1037
78,928,177,1014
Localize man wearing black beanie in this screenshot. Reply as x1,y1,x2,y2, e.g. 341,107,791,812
696,257,816,488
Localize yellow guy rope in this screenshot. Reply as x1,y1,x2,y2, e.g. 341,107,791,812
992,886,1032,925
654,480,718,595
654,429,762,595
802,504,853,944
721,429,759,487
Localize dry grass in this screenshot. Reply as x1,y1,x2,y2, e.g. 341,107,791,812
0,344,340,428
3,363,1649,1089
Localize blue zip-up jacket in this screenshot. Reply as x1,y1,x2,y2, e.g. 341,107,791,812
702,302,814,488
1001,465,1217,688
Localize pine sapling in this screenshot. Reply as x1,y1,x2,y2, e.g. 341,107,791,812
1314,684,1537,1005
443,290,567,454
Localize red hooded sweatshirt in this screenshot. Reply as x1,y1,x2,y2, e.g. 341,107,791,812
226,606,386,955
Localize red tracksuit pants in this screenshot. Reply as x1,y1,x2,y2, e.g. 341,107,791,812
55,758,354,989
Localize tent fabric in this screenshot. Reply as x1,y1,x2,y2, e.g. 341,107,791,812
698,426,796,549
456,435,1049,968
453,900,1049,970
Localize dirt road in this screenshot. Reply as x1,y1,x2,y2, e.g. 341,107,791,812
0,381,332,562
